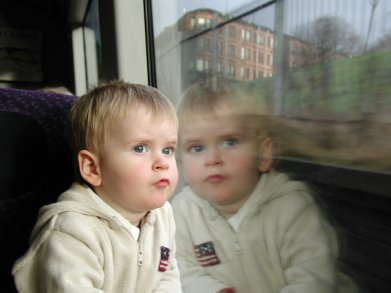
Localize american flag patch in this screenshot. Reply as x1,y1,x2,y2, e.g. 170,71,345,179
158,246,170,272
193,241,220,267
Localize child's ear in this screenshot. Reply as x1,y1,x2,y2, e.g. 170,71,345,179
78,150,102,187
258,137,273,172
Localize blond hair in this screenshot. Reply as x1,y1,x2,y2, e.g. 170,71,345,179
177,79,272,140
68,80,177,183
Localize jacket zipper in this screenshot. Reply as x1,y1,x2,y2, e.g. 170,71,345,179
220,217,253,292
133,222,147,292
138,225,146,266
221,218,242,254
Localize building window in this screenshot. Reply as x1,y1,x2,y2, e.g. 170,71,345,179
266,54,272,66
241,47,251,60
228,64,235,77
257,33,265,45
258,52,264,64
205,37,211,51
196,38,204,50
241,29,251,41
205,60,210,70
219,41,224,52
228,26,236,38
229,44,236,57
190,18,196,29
198,17,206,27
196,59,203,71
267,37,273,48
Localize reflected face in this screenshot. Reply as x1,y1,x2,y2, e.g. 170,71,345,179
97,107,178,217
180,114,261,208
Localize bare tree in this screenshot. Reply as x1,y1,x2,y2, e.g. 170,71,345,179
292,16,363,68
289,16,363,118
370,30,391,52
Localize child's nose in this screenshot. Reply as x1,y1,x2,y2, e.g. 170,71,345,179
152,154,169,170
205,147,222,166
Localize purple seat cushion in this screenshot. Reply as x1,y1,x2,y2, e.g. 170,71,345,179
0,88,77,292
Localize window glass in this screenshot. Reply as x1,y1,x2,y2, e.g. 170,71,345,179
83,0,102,88
152,1,391,291
152,0,391,173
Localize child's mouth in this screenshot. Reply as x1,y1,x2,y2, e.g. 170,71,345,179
155,178,170,188
207,175,225,183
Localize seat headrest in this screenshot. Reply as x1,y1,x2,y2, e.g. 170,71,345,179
0,87,77,199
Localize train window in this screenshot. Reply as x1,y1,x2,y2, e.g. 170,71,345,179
84,0,101,88
152,0,391,172
151,0,391,292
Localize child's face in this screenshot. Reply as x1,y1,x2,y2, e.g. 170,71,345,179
180,113,268,209
96,107,178,218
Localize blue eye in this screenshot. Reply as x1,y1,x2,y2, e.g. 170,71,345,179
189,145,204,153
134,145,148,153
222,138,238,148
162,147,175,155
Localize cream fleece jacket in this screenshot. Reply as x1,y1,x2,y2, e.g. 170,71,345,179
172,171,357,293
13,182,182,293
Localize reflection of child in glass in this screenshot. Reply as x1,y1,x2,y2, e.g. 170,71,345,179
13,80,182,292
172,80,357,293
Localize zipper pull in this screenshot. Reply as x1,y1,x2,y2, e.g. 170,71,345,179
234,238,241,254
138,249,143,266
138,224,146,266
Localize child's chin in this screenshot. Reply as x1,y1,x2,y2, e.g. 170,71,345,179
205,194,233,205
148,195,169,209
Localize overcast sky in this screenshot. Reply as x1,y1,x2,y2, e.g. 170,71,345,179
152,0,391,44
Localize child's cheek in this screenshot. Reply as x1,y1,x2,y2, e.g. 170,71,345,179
182,157,203,184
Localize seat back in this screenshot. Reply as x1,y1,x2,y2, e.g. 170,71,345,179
0,88,76,292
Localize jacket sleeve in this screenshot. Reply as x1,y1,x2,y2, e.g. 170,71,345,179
172,197,228,293
153,205,183,293
13,227,105,293
277,193,340,293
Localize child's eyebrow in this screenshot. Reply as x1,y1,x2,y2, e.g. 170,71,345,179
166,139,178,145
219,130,242,135
181,138,202,146
217,130,244,138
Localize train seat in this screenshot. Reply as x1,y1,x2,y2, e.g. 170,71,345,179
0,88,76,292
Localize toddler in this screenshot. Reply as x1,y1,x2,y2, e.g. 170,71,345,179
172,80,357,293
13,80,182,293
